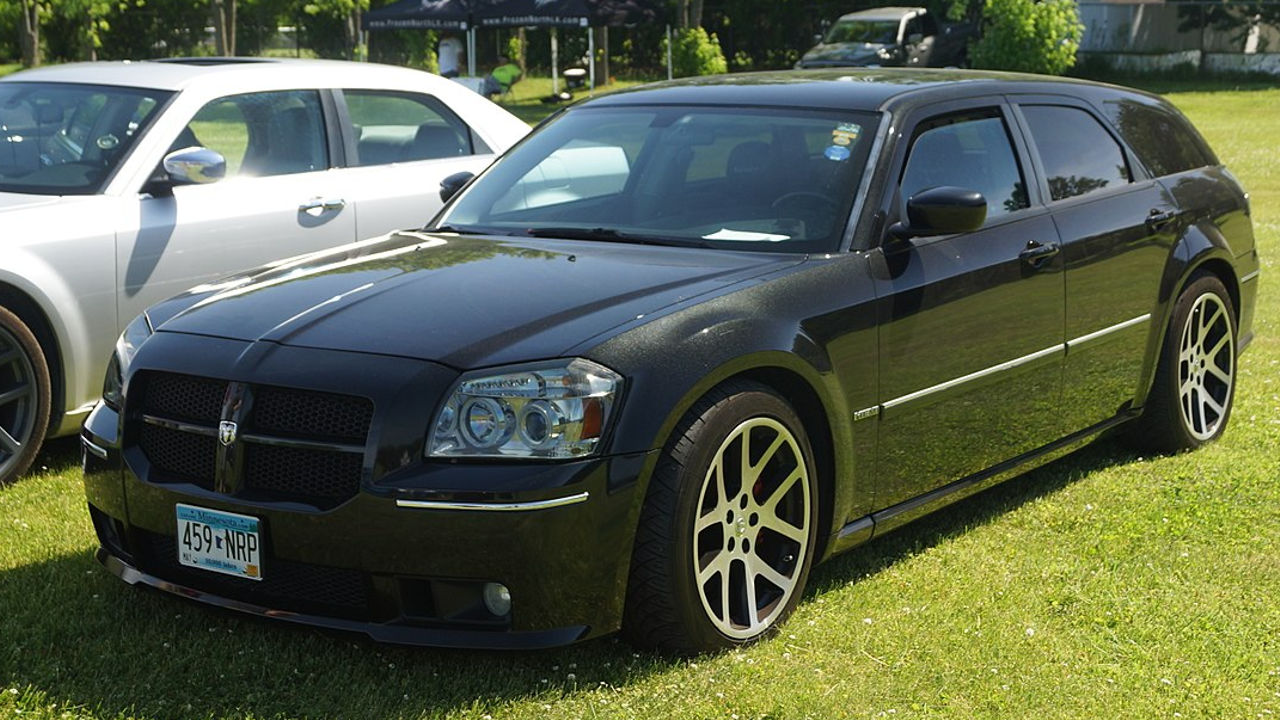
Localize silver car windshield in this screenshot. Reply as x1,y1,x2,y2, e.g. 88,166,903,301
0,82,172,195
438,105,880,253
824,20,900,45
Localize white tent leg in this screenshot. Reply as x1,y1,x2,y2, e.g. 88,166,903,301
467,26,476,77
551,27,560,95
588,28,595,96
666,24,673,80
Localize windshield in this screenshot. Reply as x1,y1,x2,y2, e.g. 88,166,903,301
0,82,172,195
438,106,880,254
824,19,900,44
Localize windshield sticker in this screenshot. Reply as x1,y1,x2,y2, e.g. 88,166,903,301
831,123,862,148
824,145,852,162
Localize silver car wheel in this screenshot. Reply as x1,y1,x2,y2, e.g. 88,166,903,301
692,417,811,639
1178,291,1235,441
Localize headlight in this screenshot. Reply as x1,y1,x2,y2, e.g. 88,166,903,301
428,358,622,459
102,313,152,409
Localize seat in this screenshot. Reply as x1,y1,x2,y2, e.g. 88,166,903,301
241,107,325,177
404,124,466,161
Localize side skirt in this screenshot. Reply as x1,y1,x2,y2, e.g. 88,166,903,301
827,411,1138,557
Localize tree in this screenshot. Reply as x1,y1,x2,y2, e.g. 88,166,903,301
970,0,1083,75
212,0,237,55
19,0,40,66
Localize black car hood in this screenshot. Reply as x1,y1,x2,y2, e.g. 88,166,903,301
800,43,888,67
153,231,803,369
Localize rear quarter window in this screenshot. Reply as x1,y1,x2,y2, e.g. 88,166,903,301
1103,99,1214,177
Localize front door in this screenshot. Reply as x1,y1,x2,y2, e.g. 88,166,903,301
871,101,1066,510
116,89,356,324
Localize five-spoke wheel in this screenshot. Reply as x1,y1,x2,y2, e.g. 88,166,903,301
1131,273,1237,452
624,381,817,654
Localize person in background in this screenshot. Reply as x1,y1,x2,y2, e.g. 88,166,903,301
482,54,523,97
438,34,463,78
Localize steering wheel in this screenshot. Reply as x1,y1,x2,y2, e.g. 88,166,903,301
771,192,839,236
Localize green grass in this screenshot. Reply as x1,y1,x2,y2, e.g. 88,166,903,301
1,82,1278,720
495,76,649,125
0,63,20,78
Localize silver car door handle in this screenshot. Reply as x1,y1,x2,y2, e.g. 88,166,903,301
298,197,346,216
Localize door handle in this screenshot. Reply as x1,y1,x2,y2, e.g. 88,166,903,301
1018,240,1060,269
1145,208,1178,230
299,197,346,216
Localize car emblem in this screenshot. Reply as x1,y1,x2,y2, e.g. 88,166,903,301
218,421,238,446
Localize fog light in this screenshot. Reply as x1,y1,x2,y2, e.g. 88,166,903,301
483,582,511,617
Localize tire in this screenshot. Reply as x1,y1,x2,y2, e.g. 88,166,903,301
0,306,51,486
1129,273,1236,453
623,381,819,654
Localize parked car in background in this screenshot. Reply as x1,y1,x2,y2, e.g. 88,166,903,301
0,58,529,485
83,69,1258,653
797,7,975,68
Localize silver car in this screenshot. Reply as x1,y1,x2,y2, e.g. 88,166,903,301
0,58,530,484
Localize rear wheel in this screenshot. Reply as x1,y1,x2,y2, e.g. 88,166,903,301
0,306,51,485
1130,274,1236,452
624,382,818,654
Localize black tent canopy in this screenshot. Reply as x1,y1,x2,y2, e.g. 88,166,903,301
363,0,472,31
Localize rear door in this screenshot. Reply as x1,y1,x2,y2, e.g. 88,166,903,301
331,89,503,237
870,98,1065,510
1010,98,1178,432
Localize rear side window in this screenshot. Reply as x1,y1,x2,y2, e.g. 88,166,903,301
900,110,1029,223
1021,105,1131,202
1103,100,1213,177
343,90,485,167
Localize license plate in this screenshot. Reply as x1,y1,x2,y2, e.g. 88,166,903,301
176,504,262,581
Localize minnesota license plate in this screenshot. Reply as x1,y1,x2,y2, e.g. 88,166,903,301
176,504,262,581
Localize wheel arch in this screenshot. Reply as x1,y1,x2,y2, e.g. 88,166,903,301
0,280,66,433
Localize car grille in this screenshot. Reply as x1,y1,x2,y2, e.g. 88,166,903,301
135,530,370,618
133,371,372,507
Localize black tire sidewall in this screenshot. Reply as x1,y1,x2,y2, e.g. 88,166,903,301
0,306,51,485
665,388,819,651
1152,274,1237,449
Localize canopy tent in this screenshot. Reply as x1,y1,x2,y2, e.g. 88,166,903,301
363,0,472,31
363,0,668,90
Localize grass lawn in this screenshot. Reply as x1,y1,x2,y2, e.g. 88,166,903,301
495,76,650,125
1,80,1277,720
0,63,20,78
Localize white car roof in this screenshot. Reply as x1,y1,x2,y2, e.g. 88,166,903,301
1,58,456,94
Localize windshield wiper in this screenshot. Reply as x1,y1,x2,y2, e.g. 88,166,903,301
524,227,709,248
430,224,490,235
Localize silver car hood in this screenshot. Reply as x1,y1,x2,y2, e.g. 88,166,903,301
0,191,65,213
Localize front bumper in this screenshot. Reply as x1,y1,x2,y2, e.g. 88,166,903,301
81,337,657,650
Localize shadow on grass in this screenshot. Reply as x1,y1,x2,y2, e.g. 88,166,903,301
807,436,1145,595
4,435,1145,718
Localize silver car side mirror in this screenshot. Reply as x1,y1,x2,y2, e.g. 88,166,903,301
163,146,226,185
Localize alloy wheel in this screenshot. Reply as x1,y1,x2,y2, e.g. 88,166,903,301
0,324,38,477
692,417,810,639
1177,291,1234,441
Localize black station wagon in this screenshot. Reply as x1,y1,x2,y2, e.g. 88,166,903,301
82,69,1260,653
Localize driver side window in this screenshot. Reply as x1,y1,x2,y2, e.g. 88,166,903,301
899,111,1028,224
176,91,328,179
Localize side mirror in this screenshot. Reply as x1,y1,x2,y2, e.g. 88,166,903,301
163,146,226,185
439,170,475,203
888,186,987,240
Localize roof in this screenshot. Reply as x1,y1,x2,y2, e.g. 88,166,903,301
0,58,441,93
836,6,925,21
581,68,1117,114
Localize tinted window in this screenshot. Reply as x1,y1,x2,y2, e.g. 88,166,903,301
344,90,482,166
1103,99,1212,177
181,91,327,178
900,112,1028,222
1021,105,1130,202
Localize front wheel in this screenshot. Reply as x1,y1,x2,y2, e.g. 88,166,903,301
1130,273,1236,452
624,382,818,654
0,306,51,485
